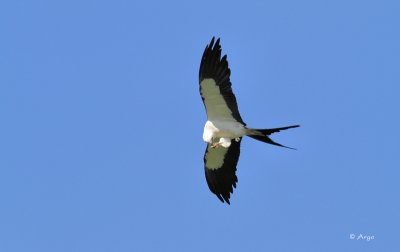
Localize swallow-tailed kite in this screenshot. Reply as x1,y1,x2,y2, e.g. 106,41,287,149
199,37,299,204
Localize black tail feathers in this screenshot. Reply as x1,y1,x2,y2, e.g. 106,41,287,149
248,125,299,149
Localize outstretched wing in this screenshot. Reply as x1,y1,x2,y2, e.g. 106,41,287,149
199,37,245,124
204,138,242,204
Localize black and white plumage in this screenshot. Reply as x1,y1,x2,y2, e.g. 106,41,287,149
199,37,299,204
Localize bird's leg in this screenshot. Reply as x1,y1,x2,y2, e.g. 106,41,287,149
211,142,220,148
210,137,220,148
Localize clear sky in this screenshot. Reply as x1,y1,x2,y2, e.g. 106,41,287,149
1,0,399,251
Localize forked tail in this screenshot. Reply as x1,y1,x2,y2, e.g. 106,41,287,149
246,125,300,149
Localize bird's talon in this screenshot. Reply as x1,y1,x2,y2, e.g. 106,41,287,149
211,143,220,148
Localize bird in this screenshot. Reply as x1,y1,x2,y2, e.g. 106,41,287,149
199,37,299,204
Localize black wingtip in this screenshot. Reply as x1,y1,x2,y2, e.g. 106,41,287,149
216,194,224,203
208,37,221,50
209,37,215,48
215,194,230,204
215,37,220,47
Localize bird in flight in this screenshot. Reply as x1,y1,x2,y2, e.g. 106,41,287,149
199,37,299,204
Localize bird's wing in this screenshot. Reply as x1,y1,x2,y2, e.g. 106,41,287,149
199,37,245,125
204,138,241,204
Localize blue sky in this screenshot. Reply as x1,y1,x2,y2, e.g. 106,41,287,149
1,0,399,251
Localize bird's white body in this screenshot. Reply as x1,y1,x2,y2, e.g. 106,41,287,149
203,120,246,148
